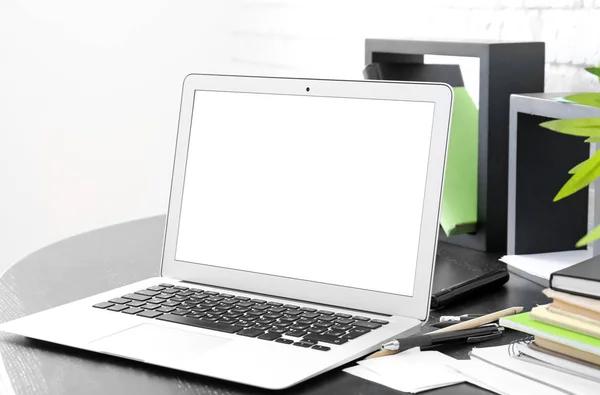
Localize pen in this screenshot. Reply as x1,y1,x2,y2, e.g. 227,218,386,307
431,321,499,329
381,326,504,351
440,314,484,322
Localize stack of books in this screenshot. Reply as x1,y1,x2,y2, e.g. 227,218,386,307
500,256,600,380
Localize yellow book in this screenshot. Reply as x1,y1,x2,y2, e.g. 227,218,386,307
535,337,600,367
531,305,600,338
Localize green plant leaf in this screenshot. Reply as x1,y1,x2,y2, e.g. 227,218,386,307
586,136,600,143
569,160,588,174
586,67,600,80
565,93,600,109
576,224,600,247
554,148,600,201
540,118,600,137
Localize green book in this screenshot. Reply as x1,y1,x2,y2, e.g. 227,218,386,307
440,86,479,237
500,312,600,356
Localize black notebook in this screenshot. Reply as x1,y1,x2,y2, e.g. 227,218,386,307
550,255,600,300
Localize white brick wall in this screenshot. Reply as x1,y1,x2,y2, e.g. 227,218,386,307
227,0,600,92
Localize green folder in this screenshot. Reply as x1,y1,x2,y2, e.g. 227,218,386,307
440,86,479,237
500,312,600,356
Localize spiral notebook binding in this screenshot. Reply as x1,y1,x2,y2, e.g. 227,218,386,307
507,336,534,357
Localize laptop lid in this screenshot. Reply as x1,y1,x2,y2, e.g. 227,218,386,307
162,74,452,321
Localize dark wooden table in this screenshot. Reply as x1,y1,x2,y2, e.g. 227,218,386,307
0,216,549,395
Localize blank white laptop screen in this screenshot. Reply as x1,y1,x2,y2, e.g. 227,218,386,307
175,90,435,297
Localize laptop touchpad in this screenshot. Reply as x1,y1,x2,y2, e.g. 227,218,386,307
89,323,231,363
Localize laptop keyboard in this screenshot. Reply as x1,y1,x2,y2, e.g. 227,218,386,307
93,283,388,352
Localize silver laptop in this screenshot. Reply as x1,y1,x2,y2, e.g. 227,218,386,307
0,74,452,389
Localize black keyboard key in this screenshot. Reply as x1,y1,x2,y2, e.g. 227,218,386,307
162,301,181,307
189,288,203,293
205,312,223,320
273,322,291,328
107,304,129,312
301,338,317,344
303,333,349,345
157,314,243,333
293,342,312,348
307,326,325,333
192,306,212,313
258,332,281,341
93,302,113,309
191,294,209,300
314,321,333,328
353,316,370,321
221,299,237,305
335,318,354,325
263,313,282,319
289,324,309,331
141,303,160,310
137,310,163,318
333,324,352,331
218,316,236,323
204,290,219,295
326,329,345,336
317,315,336,322
159,283,174,288
342,330,370,340
312,345,330,351
156,306,176,313
284,304,299,309
123,307,144,315
255,318,275,325
230,307,250,314
237,301,255,308
235,296,250,301
162,288,180,294
352,321,382,330
300,307,317,312
207,296,224,302
222,312,243,319
212,305,230,312
267,302,283,307
147,286,165,292
186,313,205,319
286,330,307,337
178,291,194,297
300,312,320,319
334,313,352,319
109,298,130,305
284,310,303,316
219,293,234,299
147,298,164,305
318,310,334,315
173,286,189,290
371,319,389,325
237,328,265,338
170,296,190,302
135,289,159,297
269,327,287,334
275,338,293,344
253,324,270,331
126,300,146,307
123,293,152,302
268,307,286,313
251,299,267,304
155,293,172,299
172,309,191,316
253,304,270,311
278,317,296,323
244,310,263,317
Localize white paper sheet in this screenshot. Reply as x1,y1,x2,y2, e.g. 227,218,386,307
501,250,591,285
343,348,465,393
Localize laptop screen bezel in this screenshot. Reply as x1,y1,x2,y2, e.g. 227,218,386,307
161,74,452,321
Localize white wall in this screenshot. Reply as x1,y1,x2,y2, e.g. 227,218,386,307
1,0,599,272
